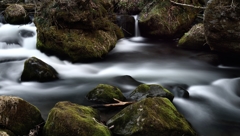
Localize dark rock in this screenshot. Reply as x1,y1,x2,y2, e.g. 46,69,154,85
21,57,58,82
204,0,240,54
34,0,123,62
4,4,30,24
138,0,201,39
0,96,44,135
107,97,197,136
129,84,174,101
117,15,135,37
86,84,126,104
43,101,111,136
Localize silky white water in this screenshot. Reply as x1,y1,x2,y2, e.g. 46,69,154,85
0,23,240,136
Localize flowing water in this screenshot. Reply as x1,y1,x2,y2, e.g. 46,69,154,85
1,21,240,136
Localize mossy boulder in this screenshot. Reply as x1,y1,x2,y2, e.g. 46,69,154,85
178,23,207,50
130,84,174,101
204,0,240,54
139,0,201,38
0,96,44,135
4,4,30,24
34,0,123,62
107,97,197,136
86,84,126,103
43,101,111,136
21,57,59,82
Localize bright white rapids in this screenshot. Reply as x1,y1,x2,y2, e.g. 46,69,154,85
0,23,240,136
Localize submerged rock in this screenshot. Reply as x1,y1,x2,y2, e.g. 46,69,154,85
178,23,208,50
21,57,58,82
0,96,44,135
43,101,111,136
35,0,123,62
130,84,174,101
86,84,126,104
139,0,201,38
204,0,240,54
107,97,197,136
4,4,30,24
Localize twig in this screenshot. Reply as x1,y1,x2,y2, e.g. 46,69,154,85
91,98,135,108
170,0,206,9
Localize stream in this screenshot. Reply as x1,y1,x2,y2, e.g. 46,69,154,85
0,20,240,136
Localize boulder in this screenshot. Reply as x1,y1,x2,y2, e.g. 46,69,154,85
178,23,208,50
204,0,240,54
129,84,174,101
86,84,126,104
107,97,197,136
139,0,201,38
4,4,30,24
0,96,44,135
43,101,111,136
34,0,123,62
21,57,59,82
113,0,145,14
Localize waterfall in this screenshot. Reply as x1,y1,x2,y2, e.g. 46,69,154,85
133,15,140,37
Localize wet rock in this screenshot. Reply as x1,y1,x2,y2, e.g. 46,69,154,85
139,0,201,39
164,85,189,98
192,52,220,66
4,4,30,24
178,23,208,50
21,57,59,82
129,84,174,101
35,0,123,62
86,84,126,104
107,97,197,136
0,96,44,135
204,0,240,54
43,101,111,136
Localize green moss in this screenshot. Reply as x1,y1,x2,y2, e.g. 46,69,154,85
130,84,174,101
35,0,122,62
107,97,196,136
86,84,126,103
44,101,111,136
139,0,201,38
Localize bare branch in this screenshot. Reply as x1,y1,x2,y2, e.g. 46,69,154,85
91,98,135,108
170,0,206,10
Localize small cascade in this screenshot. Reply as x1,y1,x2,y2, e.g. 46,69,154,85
133,15,140,37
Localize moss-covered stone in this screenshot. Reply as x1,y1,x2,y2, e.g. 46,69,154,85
86,84,126,103
139,0,202,38
0,96,44,135
130,84,174,101
43,101,111,136
4,4,30,24
178,23,207,50
34,0,123,62
107,97,197,136
21,57,59,82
